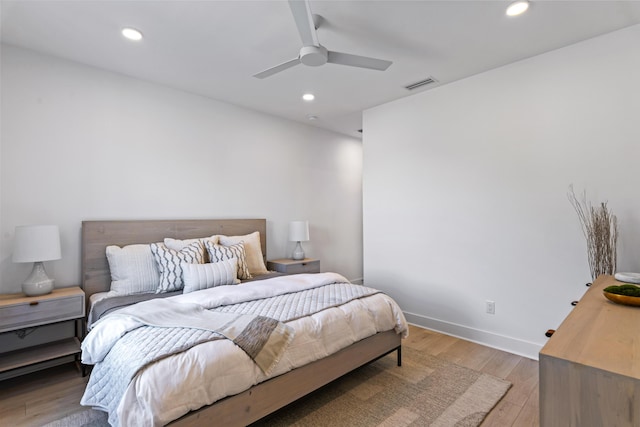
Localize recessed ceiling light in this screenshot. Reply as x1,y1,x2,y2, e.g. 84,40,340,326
302,93,315,101
506,0,529,16
122,27,143,41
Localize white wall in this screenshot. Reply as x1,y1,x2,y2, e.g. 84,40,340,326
0,45,363,293
363,24,640,359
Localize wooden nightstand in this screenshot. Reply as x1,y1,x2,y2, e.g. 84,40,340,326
0,287,85,380
267,258,320,275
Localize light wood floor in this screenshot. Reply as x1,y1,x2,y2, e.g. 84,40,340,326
404,325,540,426
0,324,539,426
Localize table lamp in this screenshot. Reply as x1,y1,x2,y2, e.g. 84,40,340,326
12,225,61,296
289,221,309,260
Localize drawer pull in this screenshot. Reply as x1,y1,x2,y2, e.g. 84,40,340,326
29,301,39,306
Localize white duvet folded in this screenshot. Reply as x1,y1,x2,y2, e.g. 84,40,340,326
82,273,349,364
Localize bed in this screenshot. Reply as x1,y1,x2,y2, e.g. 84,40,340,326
79,219,407,426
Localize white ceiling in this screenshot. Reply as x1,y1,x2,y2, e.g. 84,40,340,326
2,1,640,139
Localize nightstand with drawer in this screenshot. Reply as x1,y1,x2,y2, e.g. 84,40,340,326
267,258,320,275
0,286,85,380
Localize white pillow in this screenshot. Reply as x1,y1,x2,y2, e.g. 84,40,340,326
106,244,160,295
205,241,252,280
164,235,219,251
181,258,240,294
219,231,268,275
150,242,206,293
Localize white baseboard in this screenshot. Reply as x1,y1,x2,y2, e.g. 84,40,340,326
403,311,542,361
350,277,364,285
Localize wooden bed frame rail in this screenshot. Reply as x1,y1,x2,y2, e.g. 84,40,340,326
172,330,401,426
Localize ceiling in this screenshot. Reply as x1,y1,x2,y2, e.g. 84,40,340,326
2,1,640,139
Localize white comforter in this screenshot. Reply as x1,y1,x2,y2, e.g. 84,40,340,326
81,273,408,426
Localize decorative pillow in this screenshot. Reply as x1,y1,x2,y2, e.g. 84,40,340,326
106,244,160,295
150,242,205,293
205,241,251,280
164,235,219,252
181,258,240,294
219,231,268,276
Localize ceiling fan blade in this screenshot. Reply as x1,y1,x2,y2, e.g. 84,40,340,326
327,51,392,71
253,57,301,79
289,0,320,47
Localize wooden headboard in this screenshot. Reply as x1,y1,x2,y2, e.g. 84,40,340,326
81,219,267,302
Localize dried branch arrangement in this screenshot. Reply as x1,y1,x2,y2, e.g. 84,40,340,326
568,185,618,280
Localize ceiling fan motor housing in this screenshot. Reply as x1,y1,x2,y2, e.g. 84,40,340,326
300,45,328,66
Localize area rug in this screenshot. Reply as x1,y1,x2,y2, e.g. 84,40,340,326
252,347,511,426
42,408,107,427
46,347,510,427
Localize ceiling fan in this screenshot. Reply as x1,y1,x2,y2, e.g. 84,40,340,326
253,0,392,79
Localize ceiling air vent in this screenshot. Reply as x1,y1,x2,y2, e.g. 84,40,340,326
404,77,438,91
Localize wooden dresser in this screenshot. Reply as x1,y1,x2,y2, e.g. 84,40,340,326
539,275,640,426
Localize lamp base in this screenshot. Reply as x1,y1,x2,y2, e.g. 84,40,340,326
22,262,54,296
292,241,305,260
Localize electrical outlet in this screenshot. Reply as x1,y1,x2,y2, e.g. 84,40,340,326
486,300,495,315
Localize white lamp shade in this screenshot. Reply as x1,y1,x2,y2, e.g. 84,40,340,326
289,221,310,242
12,225,62,263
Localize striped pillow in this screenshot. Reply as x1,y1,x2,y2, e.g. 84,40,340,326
106,243,161,295
205,241,251,280
181,258,240,294
150,241,205,293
